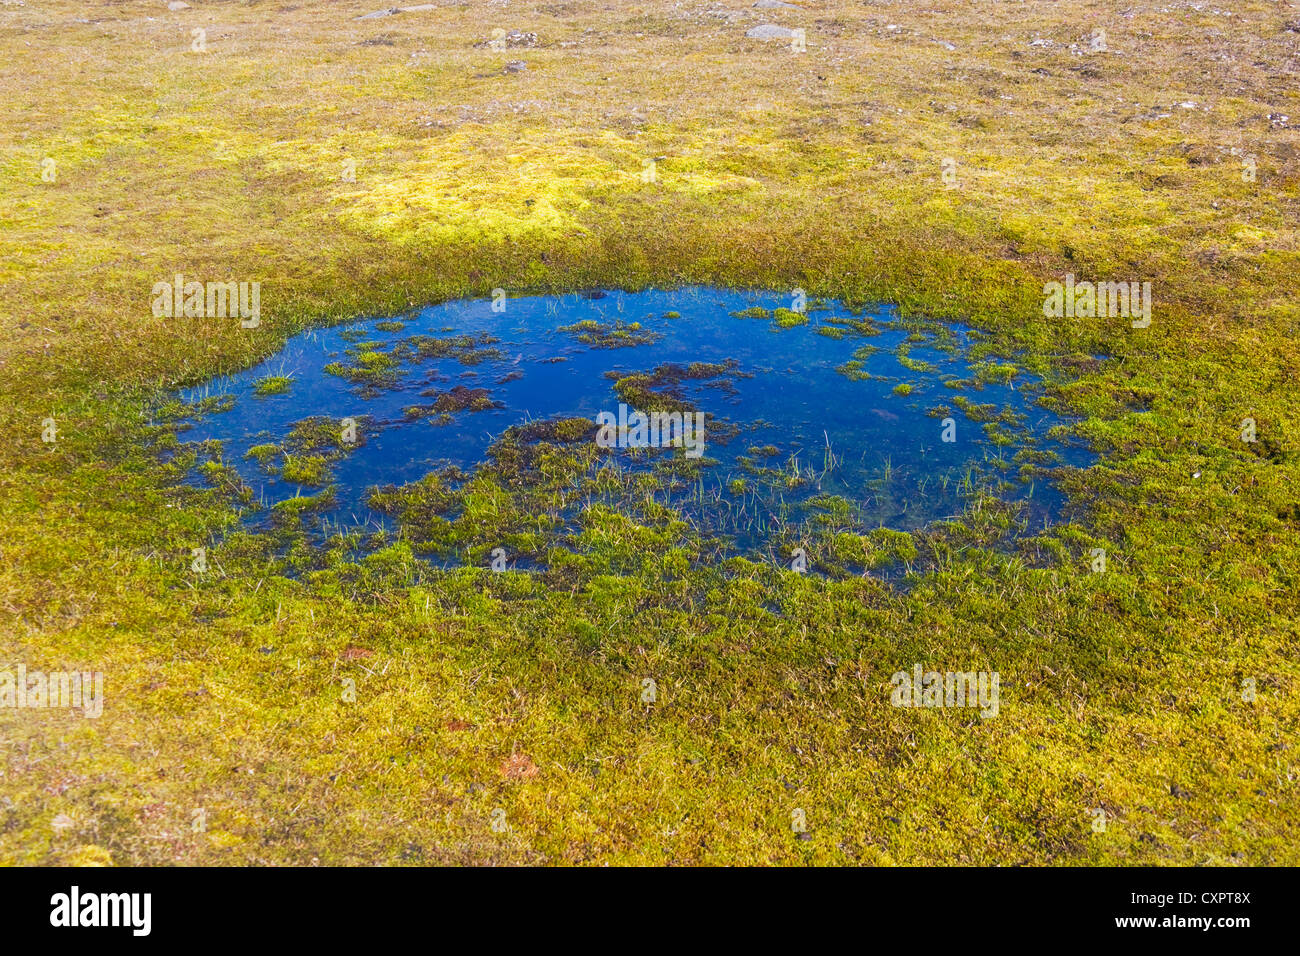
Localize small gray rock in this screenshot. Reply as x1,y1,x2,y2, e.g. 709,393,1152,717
504,60,527,73
746,24,797,41
754,0,799,8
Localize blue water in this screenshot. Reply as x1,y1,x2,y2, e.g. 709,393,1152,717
174,287,1092,557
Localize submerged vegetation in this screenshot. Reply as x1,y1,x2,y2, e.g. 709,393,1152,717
1,0,1297,867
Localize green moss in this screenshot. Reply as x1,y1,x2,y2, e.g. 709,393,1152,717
252,374,293,396
558,319,661,348
896,344,936,374
974,361,1019,385
244,443,280,464
281,454,330,485
6,1,1300,868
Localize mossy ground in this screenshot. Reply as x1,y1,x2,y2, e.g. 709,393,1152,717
1,0,1298,865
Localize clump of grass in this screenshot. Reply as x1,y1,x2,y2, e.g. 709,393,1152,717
252,374,293,396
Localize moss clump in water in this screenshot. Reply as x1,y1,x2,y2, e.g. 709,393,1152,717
324,348,400,388
397,332,503,365
252,416,367,489
974,361,1019,385
282,454,331,485
611,360,743,411
270,488,337,527
245,443,280,466
558,319,661,348
406,385,503,418
253,374,294,396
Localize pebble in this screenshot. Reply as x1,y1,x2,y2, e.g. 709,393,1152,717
746,24,797,41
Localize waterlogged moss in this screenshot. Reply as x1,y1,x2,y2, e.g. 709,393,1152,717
834,360,896,384
252,375,294,396
896,344,937,374
324,348,399,388
407,385,503,418
244,443,279,464
982,422,1017,447
823,528,919,571
557,319,661,348
271,488,337,526
285,416,359,455
188,394,236,417
893,383,913,396
398,332,503,365
824,316,882,336
324,333,503,390
952,396,1002,423
611,360,742,411
281,454,331,486
974,361,1019,385
730,307,771,320
835,359,871,382
773,308,809,329
242,416,366,489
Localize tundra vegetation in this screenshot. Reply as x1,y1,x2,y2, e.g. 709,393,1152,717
1,0,1297,865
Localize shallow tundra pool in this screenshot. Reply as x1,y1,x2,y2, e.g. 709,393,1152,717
172,287,1093,570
